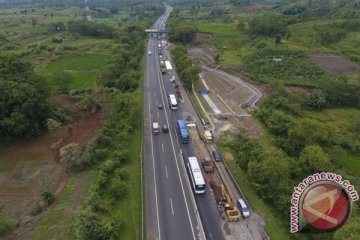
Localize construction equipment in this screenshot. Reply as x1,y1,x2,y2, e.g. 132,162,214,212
202,157,214,173
211,184,239,221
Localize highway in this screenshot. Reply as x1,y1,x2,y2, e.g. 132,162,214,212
144,6,201,240
144,5,226,240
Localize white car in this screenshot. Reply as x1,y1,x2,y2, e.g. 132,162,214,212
148,50,152,55
170,76,175,83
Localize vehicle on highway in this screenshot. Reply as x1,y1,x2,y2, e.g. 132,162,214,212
177,120,189,143
162,124,169,133
148,50,151,55
170,75,175,83
237,199,250,218
158,104,163,110
212,150,222,162
187,157,206,194
168,94,178,110
152,122,160,134
160,60,166,74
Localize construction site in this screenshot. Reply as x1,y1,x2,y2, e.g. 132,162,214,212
186,121,267,240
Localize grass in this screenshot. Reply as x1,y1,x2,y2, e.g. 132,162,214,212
340,154,360,176
223,156,291,240
44,54,108,89
189,92,210,124
44,54,108,72
30,171,97,240
69,71,98,89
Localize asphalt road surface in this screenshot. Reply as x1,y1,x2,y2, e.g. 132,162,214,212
144,5,225,240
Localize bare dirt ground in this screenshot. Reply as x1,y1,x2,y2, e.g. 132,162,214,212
202,69,253,115
310,52,360,74
194,32,213,43
0,109,104,238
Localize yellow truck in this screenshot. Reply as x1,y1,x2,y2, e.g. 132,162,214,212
203,130,212,144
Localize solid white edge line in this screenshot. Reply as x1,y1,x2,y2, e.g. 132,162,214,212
170,198,175,216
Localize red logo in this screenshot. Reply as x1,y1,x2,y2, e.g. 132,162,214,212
301,183,350,230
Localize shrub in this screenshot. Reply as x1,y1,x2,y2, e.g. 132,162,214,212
60,143,87,171
110,178,128,199
41,190,55,205
0,215,15,237
31,203,42,215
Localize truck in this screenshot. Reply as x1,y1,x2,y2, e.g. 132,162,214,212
203,130,213,143
160,60,166,74
175,89,182,102
177,120,189,143
202,157,214,173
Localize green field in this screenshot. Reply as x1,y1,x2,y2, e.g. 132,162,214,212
44,54,109,89
30,171,97,240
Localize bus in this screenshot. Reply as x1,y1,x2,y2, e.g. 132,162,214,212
177,120,189,143
169,94,178,110
187,157,206,194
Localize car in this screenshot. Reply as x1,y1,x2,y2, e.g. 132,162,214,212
158,104,163,110
212,150,222,162
148,50,152,55
170,76,175,83
152,122,160,134
237,199,250,218
162,124,169,133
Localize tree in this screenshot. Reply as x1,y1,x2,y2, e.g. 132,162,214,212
299,145,331,172
288,118,337,146
249,14,289,38
60,143,87,171
265,110,295,136
75,209,105,240
247,148,291,212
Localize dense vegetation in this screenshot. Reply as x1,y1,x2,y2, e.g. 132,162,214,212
0,55,51,143
171,45,200,90
0,1,164,238
173,0,360,239
167,14,197,44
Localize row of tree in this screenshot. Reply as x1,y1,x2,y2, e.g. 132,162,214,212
97,23,147,91
171,45,200,91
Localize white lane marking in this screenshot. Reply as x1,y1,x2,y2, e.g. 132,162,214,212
157,112,159,119
147,46,161,240
162,143,164,152
155,92,157,97
170,198,174,216
210,232,213,240
156,100,158,106
155,55,196,239
165,166,168,178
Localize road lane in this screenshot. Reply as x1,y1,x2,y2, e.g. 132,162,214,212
144,7,200,240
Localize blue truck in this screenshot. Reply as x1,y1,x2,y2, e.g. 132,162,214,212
177,120,189,143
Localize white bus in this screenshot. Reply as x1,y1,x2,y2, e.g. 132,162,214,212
187,157,206,194
168,94,178,110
